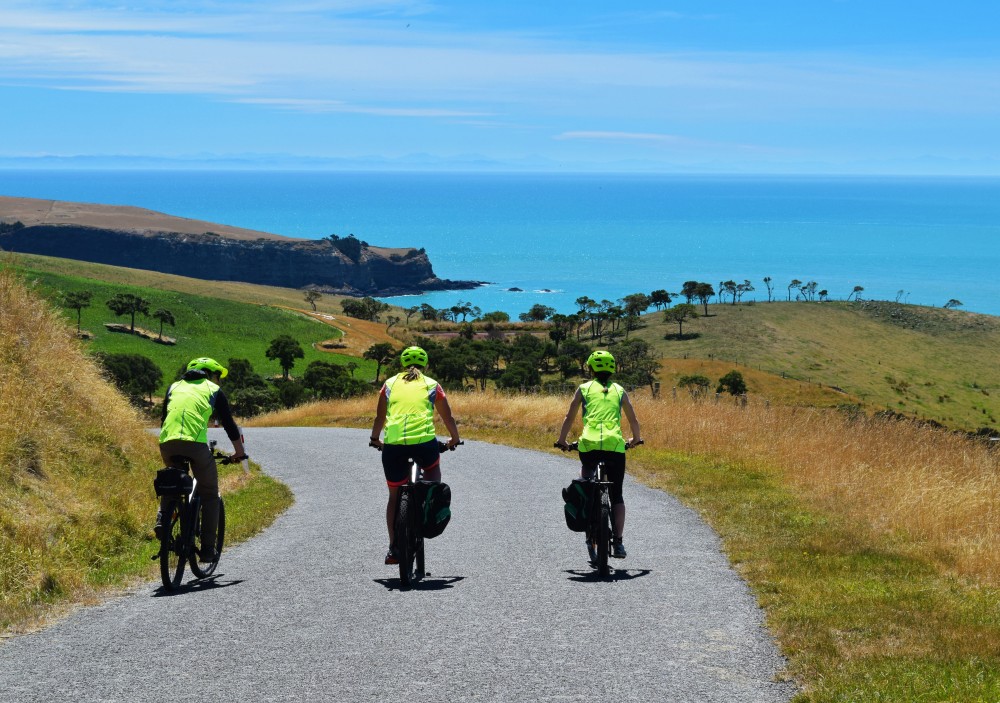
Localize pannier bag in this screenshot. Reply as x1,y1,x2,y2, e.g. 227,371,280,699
417,480,452,539
153,467,194,497
562,479,595,532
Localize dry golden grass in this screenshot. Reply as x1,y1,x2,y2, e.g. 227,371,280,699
254,389,1000,584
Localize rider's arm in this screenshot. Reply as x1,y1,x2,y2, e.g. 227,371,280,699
621,391,643,446
556,389,584,446
433,387,461,448
213,391,246,457
160,386,172,426
369,387,388,447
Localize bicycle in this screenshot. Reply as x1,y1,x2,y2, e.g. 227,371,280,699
372,439,461,588
153,441,247,591
557,440,642,577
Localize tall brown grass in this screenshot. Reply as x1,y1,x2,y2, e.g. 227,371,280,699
255,389,1000,584
0,264,161,630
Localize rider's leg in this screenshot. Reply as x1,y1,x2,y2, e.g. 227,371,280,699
185,442,220,555
386,485,400,541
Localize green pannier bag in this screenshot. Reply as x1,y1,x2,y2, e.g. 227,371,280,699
417,480,452,539
562,479,595,532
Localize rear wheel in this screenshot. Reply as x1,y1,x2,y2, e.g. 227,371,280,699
190,498,225,578
159,499,186,590
395,491,415,587
597,490,612,577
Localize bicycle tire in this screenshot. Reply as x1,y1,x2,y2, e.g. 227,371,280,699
159,498,186,590
395,490,415,587
190,498,225,578
415,533,425,581
597,490,611,577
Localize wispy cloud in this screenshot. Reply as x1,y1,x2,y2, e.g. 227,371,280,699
234,97,488,117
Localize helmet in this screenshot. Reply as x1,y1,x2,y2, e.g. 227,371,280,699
187,357,228,379
586,350,615,374
400,346,428,368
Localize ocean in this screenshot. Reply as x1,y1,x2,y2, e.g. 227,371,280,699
1,170,998,317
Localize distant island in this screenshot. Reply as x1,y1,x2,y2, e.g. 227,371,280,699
0,196,483,296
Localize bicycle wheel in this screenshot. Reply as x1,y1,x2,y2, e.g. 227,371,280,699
159,498,186,590
395,490,416,587
415,533,425,581
597,490,611,577
190,498,225,578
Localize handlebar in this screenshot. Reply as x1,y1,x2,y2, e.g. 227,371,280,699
214,450,249,465
554,439,643,452
368,439,463,452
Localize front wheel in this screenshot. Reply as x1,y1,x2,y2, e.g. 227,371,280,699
190,498,225,579
395,491,416,588
597,492,611,577
159,499,187,590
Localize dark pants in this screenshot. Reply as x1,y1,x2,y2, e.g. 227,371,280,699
159,439,220,550
580,450,626,506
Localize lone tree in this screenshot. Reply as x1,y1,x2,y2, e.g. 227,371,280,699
106,292,150,333
363,342,397,384
678,374,711,398
787,279,802,302
944,299,964,309
266,334,305,379
62,290,93,333
695,283,715,315
303,290,322,311
663,303,698,337
848,285,864,301
762,277,774,302
151,308,175,341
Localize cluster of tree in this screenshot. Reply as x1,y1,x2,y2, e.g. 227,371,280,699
325,234,368,263
340,296,390,321
676,370,747,398
61,289,175,340
0,220,25,234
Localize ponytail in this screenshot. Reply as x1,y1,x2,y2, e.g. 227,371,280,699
403,365,423,382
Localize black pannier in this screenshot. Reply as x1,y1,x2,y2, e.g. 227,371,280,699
416,480,452,539
153,467,193,497
562,479,595,532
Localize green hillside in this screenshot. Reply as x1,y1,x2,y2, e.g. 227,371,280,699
633,299,1000,430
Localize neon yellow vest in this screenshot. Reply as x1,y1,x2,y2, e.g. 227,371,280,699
578,380,626,453
159,379,219,444
384,373,439,445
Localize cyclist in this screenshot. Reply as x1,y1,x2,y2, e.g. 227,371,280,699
556,350,642,559
156,357,247,563
369,346,461,565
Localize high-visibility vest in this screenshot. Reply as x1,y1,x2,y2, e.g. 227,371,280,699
159,379,219,444
384,373,439,445
578,380,626,453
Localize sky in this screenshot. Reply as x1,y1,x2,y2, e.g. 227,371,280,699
2,1,1000,174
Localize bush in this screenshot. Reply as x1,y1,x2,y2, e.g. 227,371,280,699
717,370,747,396
95,352,163,403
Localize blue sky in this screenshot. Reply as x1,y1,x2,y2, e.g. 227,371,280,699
2,1,999,173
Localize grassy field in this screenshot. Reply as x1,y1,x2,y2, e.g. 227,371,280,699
0,265,293,635
11,257,378,393
254,392,1000,702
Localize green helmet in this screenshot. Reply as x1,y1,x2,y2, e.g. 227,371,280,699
587,350,615,374
400,346,428,368
187,357,228,379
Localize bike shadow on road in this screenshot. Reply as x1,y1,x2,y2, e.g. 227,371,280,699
373,575,466,592
565,568,651,583
153,574,246,597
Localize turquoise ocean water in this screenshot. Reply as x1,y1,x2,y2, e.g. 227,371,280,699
1,170,998,317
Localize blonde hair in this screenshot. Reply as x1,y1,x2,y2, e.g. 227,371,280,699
403,365,423,382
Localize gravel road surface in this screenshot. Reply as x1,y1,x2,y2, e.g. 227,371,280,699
1,427,795,702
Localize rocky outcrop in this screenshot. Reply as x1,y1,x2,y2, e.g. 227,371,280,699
0,197,481,295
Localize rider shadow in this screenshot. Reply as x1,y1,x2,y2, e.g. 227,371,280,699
153,574,245,597
565,568,652,583
373,575,466,592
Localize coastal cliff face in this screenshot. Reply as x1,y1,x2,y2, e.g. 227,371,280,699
0,197,478,295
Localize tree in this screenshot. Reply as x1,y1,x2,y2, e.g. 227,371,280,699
302,360,366,399
717,370,747,395
663,303,698,337
848,285,864,301
650,289,671,311
363,342,396,384
385,315,400,332
480,310,510,323
403,305,421,324
519,303,555,322
944,299,964,309
721,280,738,304
818,289,829,302
680,281,699,304
303,290,322,311
496,361,541,390
266,334,305,380
62,290,92,333
419,303,438,321
96,352,162,404
622,293,651,336
787,279,802,302
763,277,774,302
734,280,754,304
151,308,175,341
695,283,715,315
613,338,661,393
801,281,818,301
106,292,150,333
341,296,389,322
677,374,711,398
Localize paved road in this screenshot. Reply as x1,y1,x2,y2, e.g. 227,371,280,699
1,427,795,702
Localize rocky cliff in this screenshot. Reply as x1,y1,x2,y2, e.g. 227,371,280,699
0,196,480,296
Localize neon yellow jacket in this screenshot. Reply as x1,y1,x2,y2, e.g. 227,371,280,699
578,379,626,453
383,372,440,445
159,378,219,444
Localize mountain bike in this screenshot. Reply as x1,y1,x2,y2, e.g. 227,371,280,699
372,440,461,588
557,440,642,577
153,442,247,591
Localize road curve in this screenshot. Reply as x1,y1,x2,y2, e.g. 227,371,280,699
1,427,795,702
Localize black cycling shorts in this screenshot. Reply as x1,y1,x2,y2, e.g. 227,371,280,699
382,440,441,486
580,450,626,506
